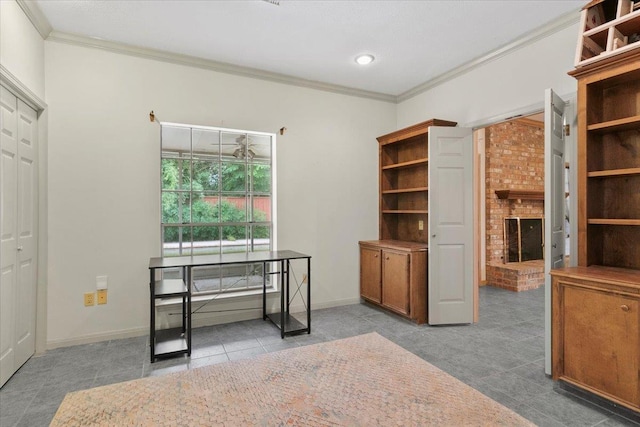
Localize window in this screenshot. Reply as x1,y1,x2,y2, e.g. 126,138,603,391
160,123,276,295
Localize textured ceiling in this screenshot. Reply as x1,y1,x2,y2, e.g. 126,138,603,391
34,0,583,97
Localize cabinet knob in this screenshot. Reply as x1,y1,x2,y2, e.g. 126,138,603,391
385,256,390,260
431,234,436,238
17,246,23,252
374,254,378,258
621,305,630,312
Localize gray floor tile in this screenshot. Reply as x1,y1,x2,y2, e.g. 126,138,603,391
15,408,57,427
222,338,261,353
188,353,229,369
226,346,266,361
527,390,611,427
4,284,639,427
480,371,550,402
513,402,567,427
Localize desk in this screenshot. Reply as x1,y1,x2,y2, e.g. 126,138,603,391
149,250,311,362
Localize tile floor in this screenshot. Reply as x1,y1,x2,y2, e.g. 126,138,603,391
1,285,639,426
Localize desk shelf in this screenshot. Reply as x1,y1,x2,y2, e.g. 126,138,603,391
149,270,191,363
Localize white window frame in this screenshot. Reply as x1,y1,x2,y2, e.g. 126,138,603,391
160,122,277,297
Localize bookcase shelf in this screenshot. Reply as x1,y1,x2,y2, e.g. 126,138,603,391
381,158,428,170
382,187,428,194
554,30,640,413
361,118,456,325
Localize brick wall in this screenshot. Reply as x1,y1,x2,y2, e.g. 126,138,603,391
485,120,544,265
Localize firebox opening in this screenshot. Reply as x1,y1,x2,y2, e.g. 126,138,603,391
504,217,544,263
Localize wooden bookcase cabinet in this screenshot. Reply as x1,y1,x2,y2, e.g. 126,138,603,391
359,240,427,324
359,119,456,324
576,0,640,68
552,51,640,412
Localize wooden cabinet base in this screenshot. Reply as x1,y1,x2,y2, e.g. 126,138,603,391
551,266,640,412
359,240,427,324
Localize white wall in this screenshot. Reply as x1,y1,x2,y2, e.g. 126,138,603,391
397,23,579,127
0,0,45,99
44,41,395,346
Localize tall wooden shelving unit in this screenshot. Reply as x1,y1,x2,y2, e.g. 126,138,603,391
552,0,640,412
359,119,456,324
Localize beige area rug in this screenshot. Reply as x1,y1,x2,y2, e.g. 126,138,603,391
51,332,534,426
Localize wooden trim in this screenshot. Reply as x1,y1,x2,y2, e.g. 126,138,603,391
513,117,544,128
495,189,544,200
377,119,457,144
588,168,640,177
587,218,640,225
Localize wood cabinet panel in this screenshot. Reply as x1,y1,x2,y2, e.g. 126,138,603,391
552,267,640,411
563,285,639,406
382,251,410,316
359,240,427,324
360,247,381,304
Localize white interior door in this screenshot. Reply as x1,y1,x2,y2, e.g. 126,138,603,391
0,86,38,387
544,89,566,375
15,99,37,369
428,126,474,325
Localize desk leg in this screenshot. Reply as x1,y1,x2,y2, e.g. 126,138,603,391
286,260,291,316
262,261,267,320
280,260,285,339
187,266,192,356
181,266,186,334
307,258,311,334
149,268,155,363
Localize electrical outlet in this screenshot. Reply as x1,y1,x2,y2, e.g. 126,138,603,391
418,220,424,231
97,289,108,305
84,292,95,306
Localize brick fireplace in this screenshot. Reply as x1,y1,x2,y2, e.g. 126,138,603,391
485,119,545,292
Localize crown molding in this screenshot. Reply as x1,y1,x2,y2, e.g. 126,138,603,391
0,64,47,111
396,9,581,103
16,0,52,39
39,7,579,106
46,31,397,104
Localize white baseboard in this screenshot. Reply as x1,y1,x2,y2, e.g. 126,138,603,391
46,326,148,350
45,296,363,350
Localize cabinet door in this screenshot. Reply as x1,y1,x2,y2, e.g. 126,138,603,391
563,285,639,406
382,251,410,316
360,247,381,303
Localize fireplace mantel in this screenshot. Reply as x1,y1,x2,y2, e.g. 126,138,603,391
495,189,544,201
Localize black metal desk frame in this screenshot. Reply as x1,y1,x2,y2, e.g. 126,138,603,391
148,250,311,362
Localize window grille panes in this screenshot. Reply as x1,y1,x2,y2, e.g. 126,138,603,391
161,124,275,295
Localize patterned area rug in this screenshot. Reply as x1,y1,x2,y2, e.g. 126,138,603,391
51,332,534,426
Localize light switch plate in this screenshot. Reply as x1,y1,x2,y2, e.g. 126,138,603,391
96,275,108,290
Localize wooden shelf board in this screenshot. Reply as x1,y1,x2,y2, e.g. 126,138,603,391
587,115,640,132
382,210,428,214
588,219,640,225
381,158,428,170
495,189,544,200
382,187,428,194
588,168,640,177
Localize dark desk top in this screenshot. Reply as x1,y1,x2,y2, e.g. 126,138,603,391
149,250,311,269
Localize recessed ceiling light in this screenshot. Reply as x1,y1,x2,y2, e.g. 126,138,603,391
355,54,375,65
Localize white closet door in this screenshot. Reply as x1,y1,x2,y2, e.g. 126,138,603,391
0,86,38,387
15,99,37,369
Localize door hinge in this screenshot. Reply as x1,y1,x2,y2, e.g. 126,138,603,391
564,124,570,136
